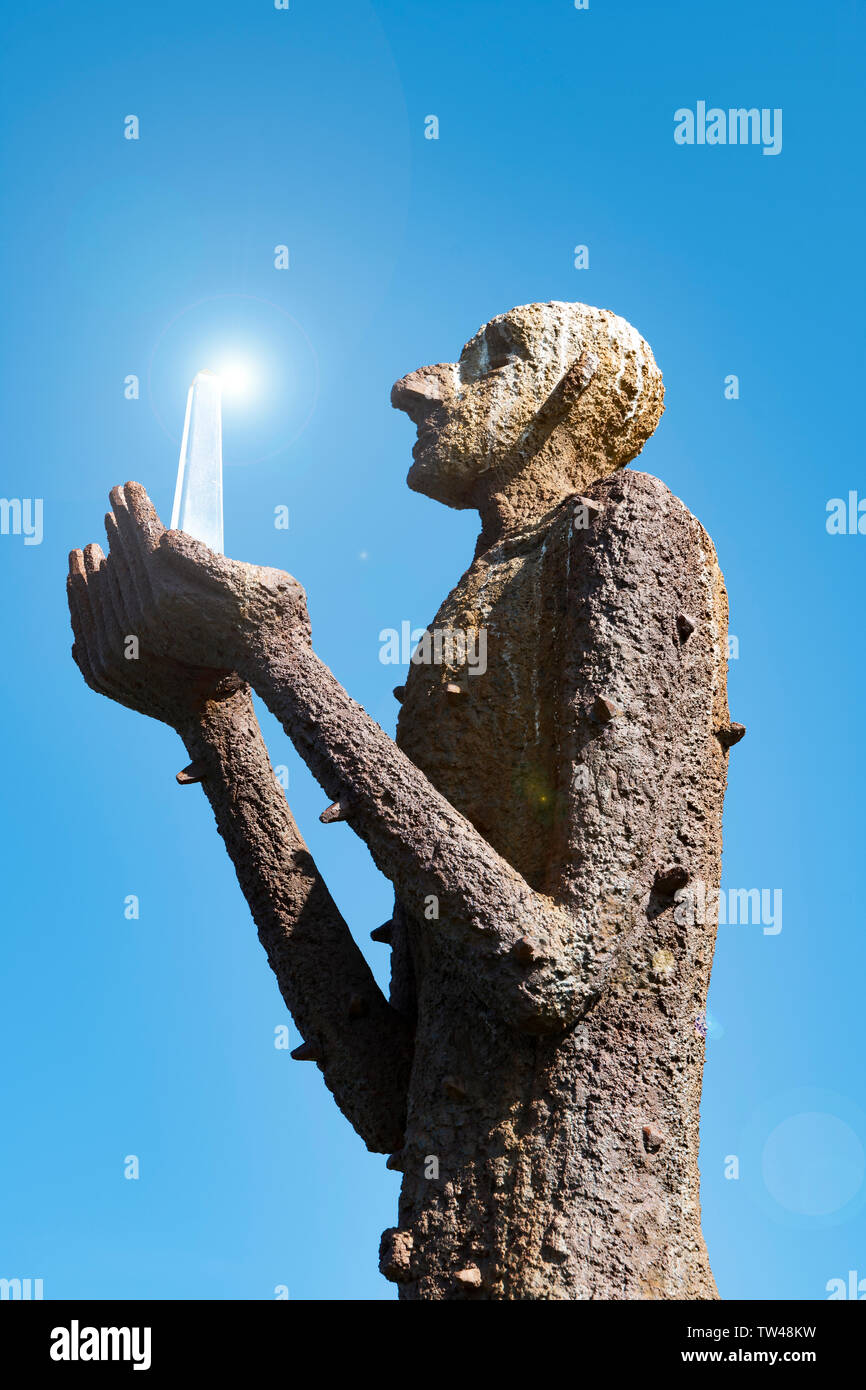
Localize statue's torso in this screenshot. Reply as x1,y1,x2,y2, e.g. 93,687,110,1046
395,503,573,894
389,473,727,1299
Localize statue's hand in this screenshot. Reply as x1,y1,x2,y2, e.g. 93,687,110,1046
67,537,243,731
74,482,310,675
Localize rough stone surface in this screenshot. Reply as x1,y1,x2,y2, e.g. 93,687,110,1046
388,467,729,1299
394,301,664,533
68,301,736,1301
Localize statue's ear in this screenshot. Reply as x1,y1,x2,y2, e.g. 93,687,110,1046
555,350,600,412
519,350,600,456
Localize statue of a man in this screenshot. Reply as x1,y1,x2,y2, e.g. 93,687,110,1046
68,301,741,1299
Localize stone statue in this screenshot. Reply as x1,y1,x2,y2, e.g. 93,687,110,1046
67,301,743,1299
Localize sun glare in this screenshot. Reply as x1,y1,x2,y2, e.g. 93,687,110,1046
214,358,257,400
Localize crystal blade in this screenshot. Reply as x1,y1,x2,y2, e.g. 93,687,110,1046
170,370,224,554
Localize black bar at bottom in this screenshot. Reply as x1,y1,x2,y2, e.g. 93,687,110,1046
0,1298,856,1375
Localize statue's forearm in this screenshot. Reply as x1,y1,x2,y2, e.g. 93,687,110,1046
176,687,412,1153
241,640,589,1035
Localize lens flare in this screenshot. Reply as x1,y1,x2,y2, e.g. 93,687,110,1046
215,359,256,399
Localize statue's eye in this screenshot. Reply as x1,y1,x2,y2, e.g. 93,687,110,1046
483,353,513,373
459,324,525,385
483,322,519,374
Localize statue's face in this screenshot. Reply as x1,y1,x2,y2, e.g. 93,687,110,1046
391,301,664,509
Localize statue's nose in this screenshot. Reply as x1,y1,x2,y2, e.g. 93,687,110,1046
391,365,449,414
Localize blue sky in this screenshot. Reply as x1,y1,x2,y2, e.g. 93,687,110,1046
1,0,864,1300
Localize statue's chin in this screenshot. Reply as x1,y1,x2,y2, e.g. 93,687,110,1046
406,447,445,499
406,458,465,510
406,438,483,510
407,454,433,493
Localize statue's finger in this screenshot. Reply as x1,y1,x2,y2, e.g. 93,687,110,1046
102,512,143,632
101,515,130,630
67,554,109,696
109,484,154,573
67,563,100,676
66,555,88,667
122,481,165,551
67,547,86,582
83,541,105,567
102,512,135,614
109,482,162,563
83,544,124,680
106,492,152,626
108,552,145,646
82,547,110,685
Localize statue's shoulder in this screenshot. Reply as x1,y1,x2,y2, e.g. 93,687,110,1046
568,467,682,523
538,471,726,617
549,469,721,562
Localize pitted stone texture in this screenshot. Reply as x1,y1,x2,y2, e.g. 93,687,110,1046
393,301,664,519
392,469,729,1299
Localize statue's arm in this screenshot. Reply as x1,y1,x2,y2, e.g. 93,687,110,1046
238,637,586,1035
67,542,411,1154
547,472,733,988
177,689,412,1153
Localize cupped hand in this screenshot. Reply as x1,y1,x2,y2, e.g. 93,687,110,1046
67,535,243,731
69,482,310,681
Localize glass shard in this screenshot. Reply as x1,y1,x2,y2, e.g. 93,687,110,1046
170,370,224,553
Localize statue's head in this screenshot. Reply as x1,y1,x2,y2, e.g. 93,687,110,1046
391,301,664,512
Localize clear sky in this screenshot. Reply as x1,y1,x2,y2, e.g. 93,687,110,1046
1,0,864,1300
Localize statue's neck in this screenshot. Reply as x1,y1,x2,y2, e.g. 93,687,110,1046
473,453,584,554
